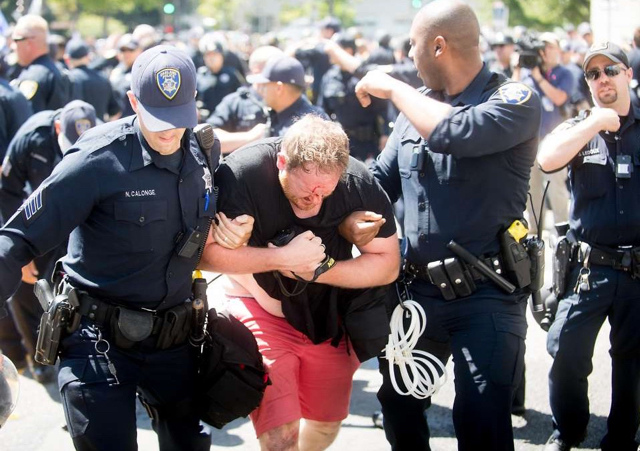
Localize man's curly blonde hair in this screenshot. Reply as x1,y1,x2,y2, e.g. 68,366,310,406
281,115,350,174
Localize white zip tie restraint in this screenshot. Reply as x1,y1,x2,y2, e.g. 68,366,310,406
384,296,447,399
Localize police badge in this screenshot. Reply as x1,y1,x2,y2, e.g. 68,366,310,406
156,68,181,100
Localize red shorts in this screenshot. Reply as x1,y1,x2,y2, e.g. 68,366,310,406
225,296,360,437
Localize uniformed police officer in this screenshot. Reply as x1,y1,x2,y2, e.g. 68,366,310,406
196,34,245,120
0,45,251,450
65,38,122,122
0,78,32,163
0,101,97,384
109,34,141,119
318,33,391,163
538,42,640,451
207,45,283,154
9,15,71,113
341,2,541,450
248,55,328,137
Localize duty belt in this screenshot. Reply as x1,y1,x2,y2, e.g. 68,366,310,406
406,254,503,284
578,243,640,277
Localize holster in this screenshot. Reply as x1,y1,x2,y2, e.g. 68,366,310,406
425,258,477,301
156,302,193,350
34,290,75,366
552,237,573,298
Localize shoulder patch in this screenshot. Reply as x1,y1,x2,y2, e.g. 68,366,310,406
22,188,45,226
19,80,38,100
498,83,532,105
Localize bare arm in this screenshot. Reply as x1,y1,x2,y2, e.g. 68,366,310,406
355,70,452,139
338,210,386,247
215,124,267,155
538,108,620,172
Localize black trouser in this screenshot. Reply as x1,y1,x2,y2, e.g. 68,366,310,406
58,318,210,451
377,282,527,451
547,265,640,451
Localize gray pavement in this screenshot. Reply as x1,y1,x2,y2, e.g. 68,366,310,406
2,255,638,450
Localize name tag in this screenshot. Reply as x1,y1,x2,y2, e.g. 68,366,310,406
580,144,607,165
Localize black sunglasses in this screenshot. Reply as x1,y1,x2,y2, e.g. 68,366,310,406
585,64,624,81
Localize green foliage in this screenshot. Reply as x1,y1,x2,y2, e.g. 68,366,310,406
498,0,590,30
279,0,356,28
76,13,127,38
197,0,240,29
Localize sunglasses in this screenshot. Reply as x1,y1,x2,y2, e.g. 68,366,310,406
585,64,625,81
12,36,34,43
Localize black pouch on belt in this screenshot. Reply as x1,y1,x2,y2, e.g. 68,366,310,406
156,302,192,350
427,261,457,300
443,258,476,297
111,307,154,349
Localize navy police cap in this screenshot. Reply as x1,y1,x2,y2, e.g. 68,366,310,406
131,45,198,132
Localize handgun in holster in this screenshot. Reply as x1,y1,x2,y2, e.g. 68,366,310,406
34,280,77,366
190,274,208,346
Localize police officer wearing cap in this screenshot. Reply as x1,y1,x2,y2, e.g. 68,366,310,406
318,33,391,163
110,34,142,119
0,78,32,164
0,100,97,384
340,1,541,449
249,55,327,137
9,15,71,113
538,42,640,451
196,34,245,120
0,45,252,450
65,39,121,122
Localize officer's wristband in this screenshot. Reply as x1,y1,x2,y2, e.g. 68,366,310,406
293,255,336,283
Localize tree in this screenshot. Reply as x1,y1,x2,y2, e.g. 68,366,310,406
498,0,589,29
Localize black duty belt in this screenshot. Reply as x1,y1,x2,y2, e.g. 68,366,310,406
579,244,640,275
406,254,503,285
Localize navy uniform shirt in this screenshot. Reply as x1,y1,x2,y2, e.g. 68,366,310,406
196,66,244,115
560,105,640,247
110,64,134,118
295,45,331,104
0,116,216,311
318,65,391,161
11,54,71,113
70,65,121,120
0,79,32,161
0,110,61,225
207,86,268,132
269,95,328,137
372,64,541,264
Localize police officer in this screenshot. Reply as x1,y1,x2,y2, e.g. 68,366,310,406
196,34,245,120
341,2,541,450
248,55,328,137
64,38,122,121
0,101,97,384
318,33,391,163
0,45,251,450
538,42,640,451
0,78,32,163
206,45,283,154
109,34,141,119
9,15,71,113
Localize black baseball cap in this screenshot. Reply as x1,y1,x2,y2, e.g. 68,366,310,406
247,56,306,89
131,45,198,132
65,39,90,59
583,41,630,70
59,100,97,151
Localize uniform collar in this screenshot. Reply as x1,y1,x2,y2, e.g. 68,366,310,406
130,118,154,171
445,63,492,107
274,95,309,123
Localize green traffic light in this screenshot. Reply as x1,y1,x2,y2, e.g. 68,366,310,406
163,3,175,14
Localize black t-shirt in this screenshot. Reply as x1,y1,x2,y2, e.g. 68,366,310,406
215,137,396,341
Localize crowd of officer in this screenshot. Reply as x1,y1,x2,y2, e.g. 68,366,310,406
0,4,640,451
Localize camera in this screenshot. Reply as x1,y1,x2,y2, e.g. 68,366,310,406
516,35,544,69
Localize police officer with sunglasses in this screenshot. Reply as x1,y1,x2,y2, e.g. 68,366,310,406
538,42,640,451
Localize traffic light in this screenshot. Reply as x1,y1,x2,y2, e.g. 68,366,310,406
163,2,175,14
412,0,422,8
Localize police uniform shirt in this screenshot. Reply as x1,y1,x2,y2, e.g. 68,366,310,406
558,106,640,247
12,54,71,113
318,65,391,160
522,64,575,137
215,137,396,338
0,79,32,161
70,65,121,120
372,64,541,265
196,66,244,114
207,86,268,132
269,95,328,137
0,116,215,309
295,45,331,104
110,64,135,118
0,110,61,225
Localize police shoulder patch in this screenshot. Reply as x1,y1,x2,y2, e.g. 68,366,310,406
498,83,532,105
156,67,181,100
22,188,45,226
19,80,38,100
